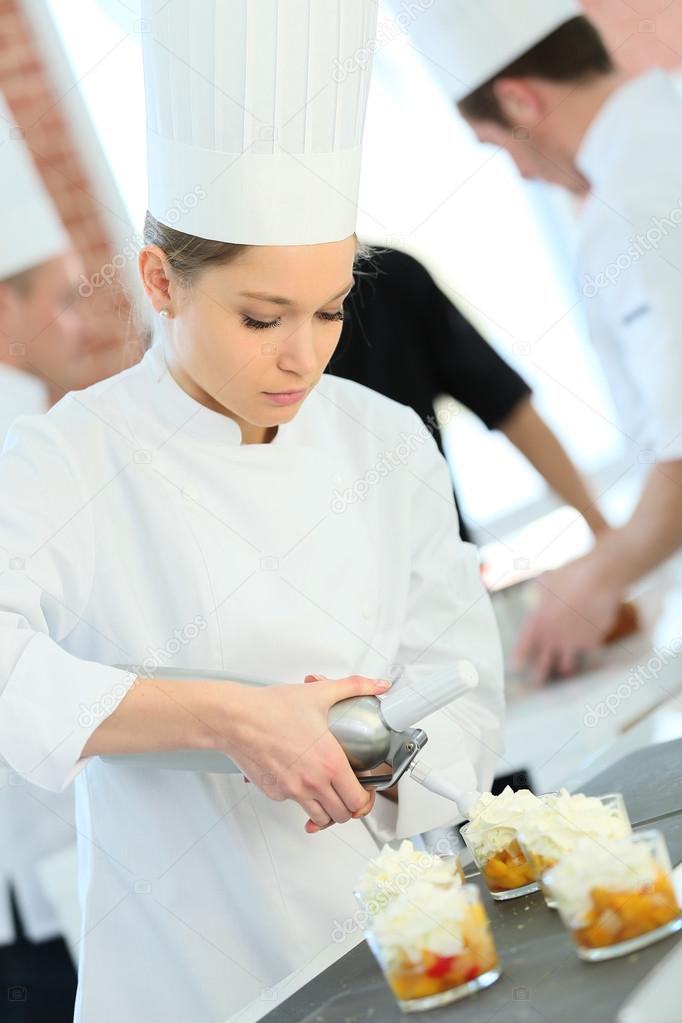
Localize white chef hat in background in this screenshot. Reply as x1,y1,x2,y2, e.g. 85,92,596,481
389,0,582,105
142,0,379,246
0,91,70,280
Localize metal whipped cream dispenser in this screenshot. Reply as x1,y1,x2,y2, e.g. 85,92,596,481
107,661,480,813
327,661,478,796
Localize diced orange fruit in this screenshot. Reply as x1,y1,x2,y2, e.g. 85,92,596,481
526,851,557,881
481,840,535,892
574,872,680,949
386,907,498,1001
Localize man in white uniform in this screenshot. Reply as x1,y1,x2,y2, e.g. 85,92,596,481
0,96,84,434
0,92,83,1019
0,3,503,1020
403,0,682,681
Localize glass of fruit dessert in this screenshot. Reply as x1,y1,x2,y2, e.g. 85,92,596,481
544,830,682,961
357,882,501,1012
460,787,543,900
354,840,499,1011
518,791,630,908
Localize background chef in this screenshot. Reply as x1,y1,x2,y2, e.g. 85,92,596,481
0,87,83,1022
0,2,503,1020
0,91,84,436
403,0,682,681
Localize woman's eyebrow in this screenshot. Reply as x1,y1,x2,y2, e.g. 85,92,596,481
238,280,355,306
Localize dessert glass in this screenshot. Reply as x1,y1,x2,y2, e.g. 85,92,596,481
544,829,682,961
518,793,630,909
460,822,539,900
356,883,501,1012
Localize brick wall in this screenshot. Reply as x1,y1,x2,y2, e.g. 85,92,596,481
0,0,144,398
583,0,682,73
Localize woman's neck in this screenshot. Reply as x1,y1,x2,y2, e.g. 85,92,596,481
163,344,277,445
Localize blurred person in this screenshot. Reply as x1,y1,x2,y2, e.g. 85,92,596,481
401,1,682,681
328,245,609,543
0,253,85,426
0,92,79,1022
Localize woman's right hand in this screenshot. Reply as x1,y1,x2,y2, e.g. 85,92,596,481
224,675,390,829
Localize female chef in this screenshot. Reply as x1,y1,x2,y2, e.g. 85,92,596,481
0,3,503,1020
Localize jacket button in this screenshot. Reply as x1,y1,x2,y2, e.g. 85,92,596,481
361,603,372,619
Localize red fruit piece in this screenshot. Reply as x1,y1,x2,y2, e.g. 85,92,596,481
425,955,457,978
464,964,480,982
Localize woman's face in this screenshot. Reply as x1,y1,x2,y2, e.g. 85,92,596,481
143,236,357,443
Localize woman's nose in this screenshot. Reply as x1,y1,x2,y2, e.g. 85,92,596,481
278,323,319,375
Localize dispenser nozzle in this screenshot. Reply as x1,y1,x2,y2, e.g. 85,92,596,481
410,759,480,818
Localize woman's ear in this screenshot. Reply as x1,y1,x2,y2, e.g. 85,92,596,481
139,245,173,315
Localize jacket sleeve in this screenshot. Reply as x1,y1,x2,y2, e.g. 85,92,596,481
368,408,504,841
0,414,136,792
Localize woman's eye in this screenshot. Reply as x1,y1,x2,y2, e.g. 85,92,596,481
242,315,281,330
242,310,343,329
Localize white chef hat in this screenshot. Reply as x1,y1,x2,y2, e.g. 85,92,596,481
0,91,70,280
142,0,378,246
394,0,582,104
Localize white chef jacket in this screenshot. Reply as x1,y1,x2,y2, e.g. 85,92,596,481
0,340,503,1022
0,362,76,946
576,70,682,463
0,361,48,439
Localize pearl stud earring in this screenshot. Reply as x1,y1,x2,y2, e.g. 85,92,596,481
160,308,171,319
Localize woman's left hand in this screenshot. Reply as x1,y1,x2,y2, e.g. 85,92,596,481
303,673,376,833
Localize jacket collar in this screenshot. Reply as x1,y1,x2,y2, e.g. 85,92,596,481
142,338,312,449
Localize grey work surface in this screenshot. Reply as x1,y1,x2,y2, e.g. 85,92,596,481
581,737,682,825
262,739,682,1023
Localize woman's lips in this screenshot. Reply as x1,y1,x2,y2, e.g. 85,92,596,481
262,388,307,406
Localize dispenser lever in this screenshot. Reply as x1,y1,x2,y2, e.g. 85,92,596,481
357,727,428,791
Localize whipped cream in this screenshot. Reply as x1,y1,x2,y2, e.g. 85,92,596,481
544,836,664,926
519,791,630,862
357,839,461,913
370,880,471,964
463,787,542,860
